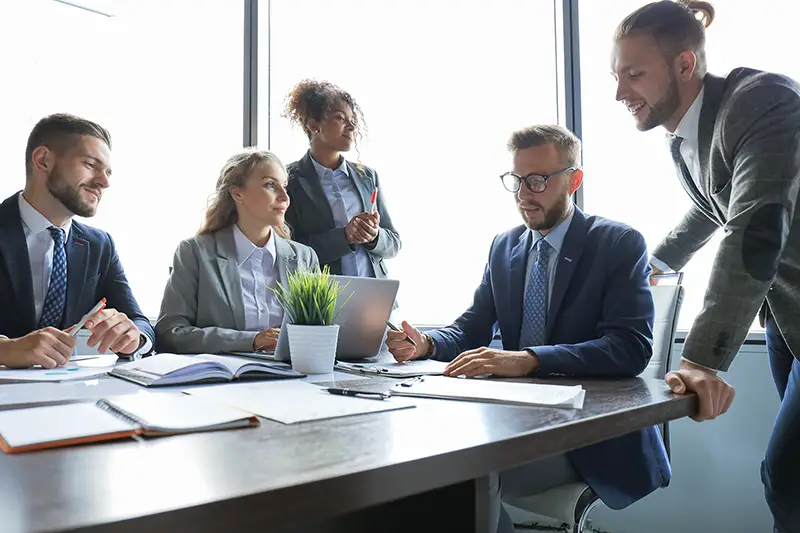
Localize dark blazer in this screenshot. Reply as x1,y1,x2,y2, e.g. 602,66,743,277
285,150,401,277
653,68,800,369
427,207,669,510
0,192,154,346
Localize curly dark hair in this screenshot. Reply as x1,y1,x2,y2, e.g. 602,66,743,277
283,79,367,144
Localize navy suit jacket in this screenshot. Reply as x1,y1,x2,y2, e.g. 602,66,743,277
0,192,154,347
428,207,670,510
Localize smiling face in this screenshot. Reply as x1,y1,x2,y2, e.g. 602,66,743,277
612,34,690,132
231,161,290,228
309,99,356,152
38,135,111,218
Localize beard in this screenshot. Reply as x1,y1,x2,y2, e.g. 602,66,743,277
521,190,571,232
639,73,681,131
46,164,98,218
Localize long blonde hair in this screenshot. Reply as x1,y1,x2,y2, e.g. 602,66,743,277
198,148,291,238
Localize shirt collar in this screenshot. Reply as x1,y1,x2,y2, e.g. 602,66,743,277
310,154,349,180
522,204,575,255
18,193,72,238
673,85,705,143
232,223,277,267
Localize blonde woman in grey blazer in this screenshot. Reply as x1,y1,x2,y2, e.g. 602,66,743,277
156,149,318,354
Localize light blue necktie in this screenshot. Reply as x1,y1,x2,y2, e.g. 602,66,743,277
39,227,67,329
520,238,552,348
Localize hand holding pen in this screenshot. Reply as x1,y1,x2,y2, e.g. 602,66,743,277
385,320,427,363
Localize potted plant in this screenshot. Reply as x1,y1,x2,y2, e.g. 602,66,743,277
270,265,352,374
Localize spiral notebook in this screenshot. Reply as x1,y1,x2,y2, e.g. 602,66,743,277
0,391,258,454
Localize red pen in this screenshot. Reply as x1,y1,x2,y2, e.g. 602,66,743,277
370,186,378,214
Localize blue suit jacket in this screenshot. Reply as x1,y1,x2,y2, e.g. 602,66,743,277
428,207,670,510
0,192,154,347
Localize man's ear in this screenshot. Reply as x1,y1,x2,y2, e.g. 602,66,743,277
569,169,584,194
31,146,54,174
676,50,697,80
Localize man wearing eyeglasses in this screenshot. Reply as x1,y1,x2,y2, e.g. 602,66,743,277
386,124,666,533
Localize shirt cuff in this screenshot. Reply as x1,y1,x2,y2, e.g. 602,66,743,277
128,334,153,357
649,256,673,273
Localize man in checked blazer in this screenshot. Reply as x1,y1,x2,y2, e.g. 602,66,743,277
612,2,800,531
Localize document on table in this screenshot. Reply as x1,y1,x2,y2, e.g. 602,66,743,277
184,381,415,424
0,362,112,382
391,376,586,409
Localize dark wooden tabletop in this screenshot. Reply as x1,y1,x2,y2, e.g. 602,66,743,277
0,376,696,533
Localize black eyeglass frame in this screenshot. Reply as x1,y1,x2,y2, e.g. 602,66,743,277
499,167,576,193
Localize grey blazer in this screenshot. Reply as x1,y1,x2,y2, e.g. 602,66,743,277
653,68,800,370
285,151,401,278
155,227,319,354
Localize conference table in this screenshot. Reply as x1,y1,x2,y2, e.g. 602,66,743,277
0,360,697,533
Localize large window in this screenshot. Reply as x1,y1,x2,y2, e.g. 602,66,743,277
263,0,560,325
0,0,243,316
579,0,793,330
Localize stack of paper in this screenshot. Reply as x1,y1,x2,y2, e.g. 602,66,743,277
391,376,586,409
335,359,448,377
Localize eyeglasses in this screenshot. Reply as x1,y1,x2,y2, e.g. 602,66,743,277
499,167,576,193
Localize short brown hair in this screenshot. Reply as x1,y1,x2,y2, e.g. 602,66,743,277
615,1,715,76
507,124,582,168
25,113,112,179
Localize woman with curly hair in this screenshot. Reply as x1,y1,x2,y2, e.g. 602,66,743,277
282,79,401,280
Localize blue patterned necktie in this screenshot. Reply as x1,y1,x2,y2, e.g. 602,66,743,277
38,226,67,329
520,238,552,348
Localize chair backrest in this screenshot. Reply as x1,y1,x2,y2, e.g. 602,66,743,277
643,273,684,458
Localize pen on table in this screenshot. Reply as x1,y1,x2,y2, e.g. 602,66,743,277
69,298,107,337
325,387,390,400
369,186,378,214
385,321,417,347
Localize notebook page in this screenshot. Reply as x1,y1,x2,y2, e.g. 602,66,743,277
101,391,256,432
185,381,414,424
392,376,585,409
0,403,135,449
113,353,201,377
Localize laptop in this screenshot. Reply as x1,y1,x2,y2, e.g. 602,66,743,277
274,276,400,363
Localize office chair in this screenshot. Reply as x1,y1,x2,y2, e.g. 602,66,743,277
505,273,684,533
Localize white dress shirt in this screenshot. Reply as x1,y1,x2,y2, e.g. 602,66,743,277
650,85,706,275
310,156,375,277
18,193,71,324
233,224,284,331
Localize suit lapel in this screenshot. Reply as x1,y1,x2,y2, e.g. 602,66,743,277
214,227,246,330
698,74,724,194
698,74,727,223
0,193,35,329
293,151,335,226
64,224,89,327
546,208,587,339
347,161,375,212
507,229,531,351
274,236,299,290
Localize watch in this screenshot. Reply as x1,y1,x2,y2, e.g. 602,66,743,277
420,333,435,359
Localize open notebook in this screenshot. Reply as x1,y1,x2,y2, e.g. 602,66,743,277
0,391,259,454
335,359,448,378
109,353,303,387
391,376,586,409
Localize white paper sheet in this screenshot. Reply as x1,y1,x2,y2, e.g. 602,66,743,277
0,363,112,382
184,381,414,424
392,376,585,409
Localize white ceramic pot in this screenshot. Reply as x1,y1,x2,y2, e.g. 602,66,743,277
286,324,339,374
